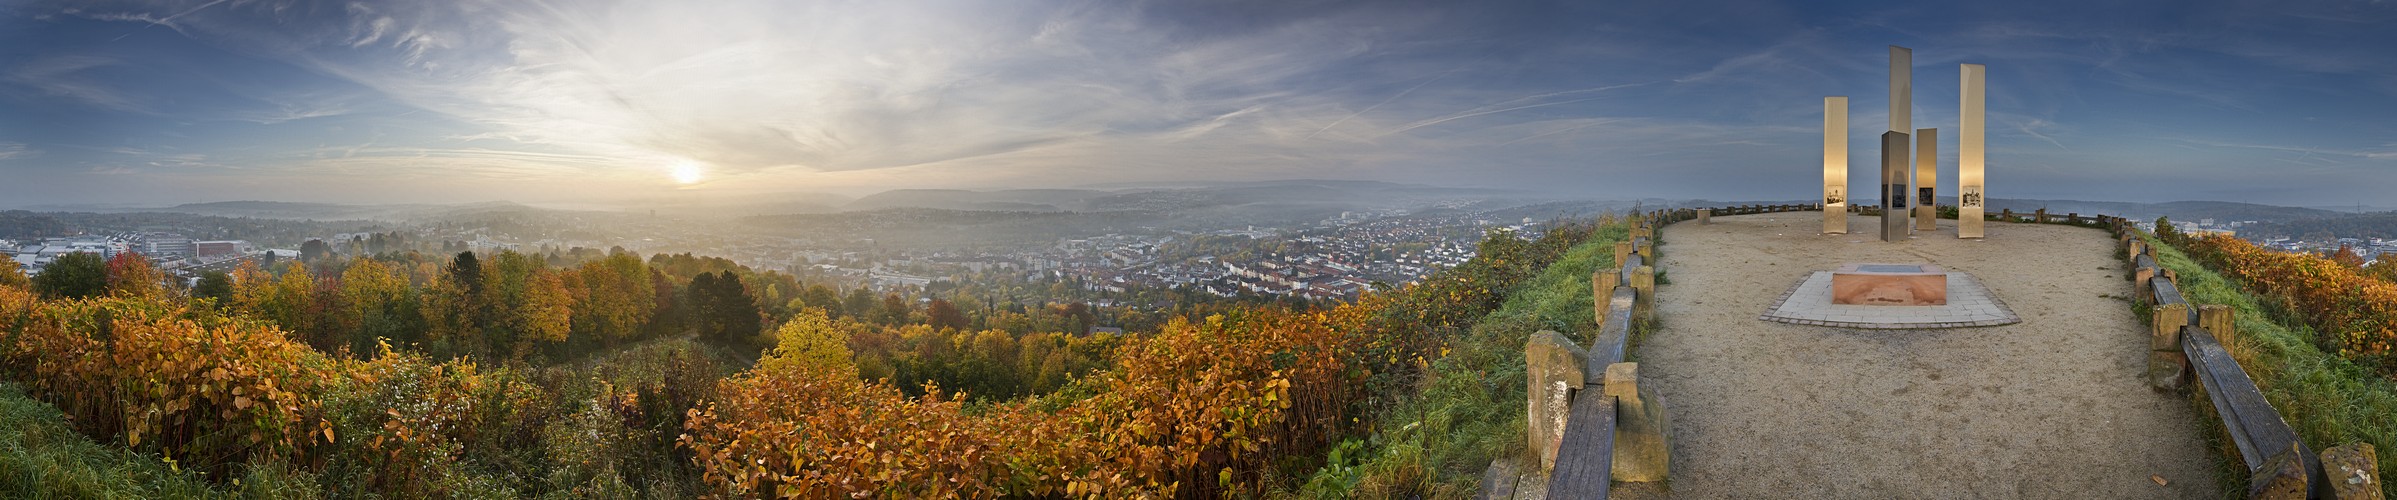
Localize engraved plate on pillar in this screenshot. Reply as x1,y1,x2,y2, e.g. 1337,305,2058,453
1914,128,1938,231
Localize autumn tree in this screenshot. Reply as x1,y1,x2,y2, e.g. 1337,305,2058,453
300,239,333,263
759,309,855,377
0,262,26,289
568,251,655,347
481,250,573,361
690,271,763,348
879,293,911,325
843,287,877,320
192,270,233,308
103,251,167,299
30,251,107,300
2328,244,2368,269
925,298,967,331
798,284,843,319
336,257,421,356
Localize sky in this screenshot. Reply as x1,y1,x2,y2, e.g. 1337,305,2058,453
3,0,2396,208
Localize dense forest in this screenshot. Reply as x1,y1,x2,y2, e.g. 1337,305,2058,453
0,213,1623,497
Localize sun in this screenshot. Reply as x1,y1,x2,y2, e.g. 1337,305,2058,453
670,162,705,185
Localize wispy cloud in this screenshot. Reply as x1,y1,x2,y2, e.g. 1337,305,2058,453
0,143,36,161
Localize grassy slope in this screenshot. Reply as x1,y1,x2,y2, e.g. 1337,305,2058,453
0,383,317,499
1299,221,1628,497
2138,232,2397,498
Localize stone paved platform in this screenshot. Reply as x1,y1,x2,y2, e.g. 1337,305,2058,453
1759,271,2018,329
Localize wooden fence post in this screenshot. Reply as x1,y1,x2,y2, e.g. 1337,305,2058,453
2135,267,2157,303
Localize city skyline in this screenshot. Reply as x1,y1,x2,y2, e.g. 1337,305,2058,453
5,0,2397,207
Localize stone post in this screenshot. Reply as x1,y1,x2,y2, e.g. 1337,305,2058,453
1604,362,1670,483
2151,303,2191,391
1631,266,1656,322
2034,208,2048,224
2322,443,2381,500
1614,241,1632,267
1698,210,1711,224
2200,305,2237,352
1594,271,1619,330
2253,442,2311,500
2134,267,2157,304
1525,331,1587,472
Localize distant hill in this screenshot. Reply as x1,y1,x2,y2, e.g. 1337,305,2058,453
165,201,452,220
2237,212,2397,241
1976,199,2340,224
844,189,1113,212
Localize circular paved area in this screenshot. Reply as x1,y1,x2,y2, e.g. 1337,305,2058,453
1617,212,2219,499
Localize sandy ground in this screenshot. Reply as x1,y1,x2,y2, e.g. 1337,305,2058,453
1611,213,2220,499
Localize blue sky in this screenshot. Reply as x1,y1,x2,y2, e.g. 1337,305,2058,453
3,0,2394,207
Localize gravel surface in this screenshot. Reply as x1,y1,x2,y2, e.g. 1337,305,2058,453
1619,213,2221,499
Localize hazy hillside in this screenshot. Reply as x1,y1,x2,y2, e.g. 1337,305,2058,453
2236,212,2397,240
844,189,1114,212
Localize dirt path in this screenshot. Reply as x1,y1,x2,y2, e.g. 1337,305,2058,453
1623,213,2220,498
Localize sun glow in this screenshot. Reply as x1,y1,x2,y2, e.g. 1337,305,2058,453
670,162,705,185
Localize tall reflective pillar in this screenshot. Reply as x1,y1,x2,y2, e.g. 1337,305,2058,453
1960,64,1986,238
1824,97,1848,234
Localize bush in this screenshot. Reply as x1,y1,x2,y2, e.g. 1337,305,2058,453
2174,233,2397,376
0,288,334,479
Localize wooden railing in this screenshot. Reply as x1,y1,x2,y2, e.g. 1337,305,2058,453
2118,222,2348,498
1538,205,1816,498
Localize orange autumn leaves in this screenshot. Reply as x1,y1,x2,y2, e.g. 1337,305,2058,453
2176,233,2397,375
682,306,1367,498
0,286,335,478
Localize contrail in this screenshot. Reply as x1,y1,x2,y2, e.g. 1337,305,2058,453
1382,82,1655,137
110,0,228,41
1498,119,1618,146
1305,70,1455,140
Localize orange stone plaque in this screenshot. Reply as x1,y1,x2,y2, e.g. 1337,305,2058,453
1830,263,1948,306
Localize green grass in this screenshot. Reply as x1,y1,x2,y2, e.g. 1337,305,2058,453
2138,232,2397,498
1295,221,1628,498
0,382,322,499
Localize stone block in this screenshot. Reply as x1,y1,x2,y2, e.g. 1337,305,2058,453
1631,266,1656,320
1593,271,1618,330
1605,362,1670,483
1614,242,1632,268
1525,331,1587,472
1698,211,1711,224
1830,263,1947,306
2251,442,2310,500
2134,268,2156,303
2147,351,2188,392
2323,442,2382,500
2154,303,2190,351
2201,305,2238,351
